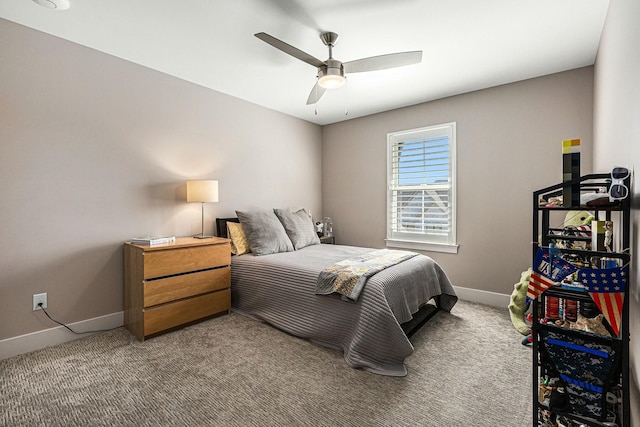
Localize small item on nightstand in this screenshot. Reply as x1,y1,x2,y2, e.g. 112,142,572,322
322,217,333,237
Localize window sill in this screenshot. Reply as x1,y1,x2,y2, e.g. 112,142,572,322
385,239,459,254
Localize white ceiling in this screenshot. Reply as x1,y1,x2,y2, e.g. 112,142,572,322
0,0,610,125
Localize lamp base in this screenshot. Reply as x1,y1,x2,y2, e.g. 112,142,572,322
193,235,214,239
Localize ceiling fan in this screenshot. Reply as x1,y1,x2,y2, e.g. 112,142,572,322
255,32,422,105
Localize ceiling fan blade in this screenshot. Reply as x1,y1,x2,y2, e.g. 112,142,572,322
343,51,422,74
255,32,325,68
306,82,326,105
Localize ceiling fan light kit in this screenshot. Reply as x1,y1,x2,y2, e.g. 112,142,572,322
318,59,345,89
255,31,422,105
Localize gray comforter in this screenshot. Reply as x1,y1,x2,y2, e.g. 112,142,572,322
230,244,458,376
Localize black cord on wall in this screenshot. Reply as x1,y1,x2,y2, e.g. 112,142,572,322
37,303,120,335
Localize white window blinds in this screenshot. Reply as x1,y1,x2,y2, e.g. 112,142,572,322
387,123,457,252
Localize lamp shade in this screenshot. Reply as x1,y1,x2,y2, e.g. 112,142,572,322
187,180,219,203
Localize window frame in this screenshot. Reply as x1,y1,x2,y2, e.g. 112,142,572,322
385,122,458,254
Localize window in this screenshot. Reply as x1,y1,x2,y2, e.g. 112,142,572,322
386,122,458,253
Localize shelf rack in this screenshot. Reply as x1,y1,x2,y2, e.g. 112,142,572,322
531,173,631,427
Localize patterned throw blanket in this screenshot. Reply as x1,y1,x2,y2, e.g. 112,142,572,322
315,249,418,301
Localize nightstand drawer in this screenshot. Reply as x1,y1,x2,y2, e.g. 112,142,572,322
143,289,230,336
143,244,230,279
144,267,230,307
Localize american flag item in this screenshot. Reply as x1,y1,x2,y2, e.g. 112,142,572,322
578,266,627,336
527,247,577,300
528,271,555,300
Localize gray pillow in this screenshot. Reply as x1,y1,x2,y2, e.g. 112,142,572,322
236,210,294,256
274,208,321,250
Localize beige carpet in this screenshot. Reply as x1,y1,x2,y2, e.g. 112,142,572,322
1,300,532,426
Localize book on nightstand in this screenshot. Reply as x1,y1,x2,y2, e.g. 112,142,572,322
129,236,176,245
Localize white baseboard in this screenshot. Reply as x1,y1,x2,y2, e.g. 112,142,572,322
453,286,510,308
0,311,124,360
1,287,508,360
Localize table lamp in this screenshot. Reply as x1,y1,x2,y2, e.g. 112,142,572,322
187,180,219,238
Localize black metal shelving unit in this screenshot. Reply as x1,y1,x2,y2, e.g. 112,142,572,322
532,173,631,427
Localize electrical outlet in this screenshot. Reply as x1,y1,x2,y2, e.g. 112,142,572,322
33,293,47,311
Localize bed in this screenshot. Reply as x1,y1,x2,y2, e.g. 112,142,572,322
216,213,457,376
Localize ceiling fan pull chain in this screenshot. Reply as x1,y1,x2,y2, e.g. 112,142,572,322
314,78,319,115
344,76,349,116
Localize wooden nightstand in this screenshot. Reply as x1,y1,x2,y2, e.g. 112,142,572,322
319,235,335,244
124,237,231,341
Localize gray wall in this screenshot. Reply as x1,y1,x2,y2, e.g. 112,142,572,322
322,67,594,295
593,0,640,422
0,19,322,340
